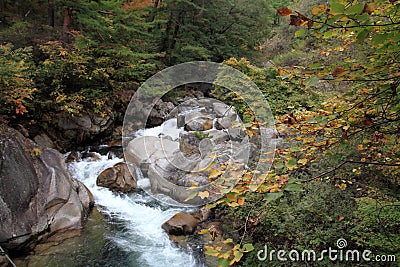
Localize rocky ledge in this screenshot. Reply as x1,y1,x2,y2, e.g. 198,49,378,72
0,126,93,254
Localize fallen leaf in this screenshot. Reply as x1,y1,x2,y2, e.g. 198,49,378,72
198,191,210,199
298,158,308,165
237,197,245,205
198,229,209,234
332,67,348,77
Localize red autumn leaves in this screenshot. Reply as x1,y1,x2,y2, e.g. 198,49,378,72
276,6,313,29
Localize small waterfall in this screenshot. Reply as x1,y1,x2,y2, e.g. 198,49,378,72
135,118,183,141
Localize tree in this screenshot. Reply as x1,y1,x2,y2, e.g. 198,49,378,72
204,1,399,265
158,0,275,64
48,0,55,27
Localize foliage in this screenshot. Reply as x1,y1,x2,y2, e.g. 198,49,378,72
212,57,321,119
206,182,357,266
0,44,36,115
159,0,275,64
0,0,282,119
351,197,400,260
194,131,212,140
204,0,399,266
1,0,398,265
254,182,356,249
274,0,400,183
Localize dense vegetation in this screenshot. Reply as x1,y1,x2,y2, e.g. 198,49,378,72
1,0,399,266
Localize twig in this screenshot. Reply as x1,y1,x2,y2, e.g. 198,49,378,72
346,160,400,167
239,197,264,246
301,161,347,183
97,10,115,15
302,160,400,183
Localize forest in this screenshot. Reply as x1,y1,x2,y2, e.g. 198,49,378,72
0,0,399,266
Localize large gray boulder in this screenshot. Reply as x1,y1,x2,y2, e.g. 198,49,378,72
0,126,93,252
125,136,180,176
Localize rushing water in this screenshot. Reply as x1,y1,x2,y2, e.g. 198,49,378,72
67,154,199,267
135,118,184,141
16,154,200,267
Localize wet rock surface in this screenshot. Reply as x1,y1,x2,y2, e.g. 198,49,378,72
0,126,93,253
162,212,199,235
96,162,137,193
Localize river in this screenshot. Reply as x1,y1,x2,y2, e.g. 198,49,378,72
17,153,201,267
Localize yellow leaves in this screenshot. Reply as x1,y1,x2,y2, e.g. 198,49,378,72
184,191,198,203
224,192,246,207
226,202,240,207
198,191,210,199
352,167,362,175
311,5,328,16
31,147,42,158
237,197,245,206
209,168,224,179
198,229,209,235
223,238,233,244
205,240,253,267
204,245,222,257
248,183,260,192
298,158,308,166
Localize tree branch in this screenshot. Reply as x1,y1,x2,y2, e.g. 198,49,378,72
302,160,400,183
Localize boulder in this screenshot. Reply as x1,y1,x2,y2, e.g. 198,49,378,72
125,136,180,176
0,126,93,253
181,109,214,132
33,133,55,149
81,152,101,162
65,151,80,163
49,111,115,151
162,213,198,235
212,102,236,118
179,131,201,156
148,100,176,127
96,162,137,193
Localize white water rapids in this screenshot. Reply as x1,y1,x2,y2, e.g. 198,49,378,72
68,154,200,267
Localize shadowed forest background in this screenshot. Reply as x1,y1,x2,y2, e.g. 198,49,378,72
0,0,399,266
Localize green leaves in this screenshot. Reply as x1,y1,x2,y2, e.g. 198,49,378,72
285,157,297,170
356,29,371,43
371,33,391,47
264,192,284,203
330,0,345,14
344,3,364,15
294,28,306,38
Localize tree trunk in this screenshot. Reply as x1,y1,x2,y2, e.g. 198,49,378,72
61,7,73,43
170,12,181,51
148,0,161,32
48,0,55,27
161,0,175,53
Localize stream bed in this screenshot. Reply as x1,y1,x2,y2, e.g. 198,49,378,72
16,153,200,267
